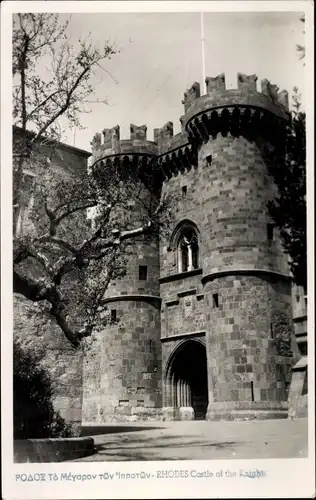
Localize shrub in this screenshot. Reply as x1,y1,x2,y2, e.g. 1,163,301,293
13,339,73,439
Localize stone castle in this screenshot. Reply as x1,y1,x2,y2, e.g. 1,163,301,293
81,72,305,423
14,72,307,426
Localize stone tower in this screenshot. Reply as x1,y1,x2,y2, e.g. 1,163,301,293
159,73,294,421
82,124,163,422
83,73,295,423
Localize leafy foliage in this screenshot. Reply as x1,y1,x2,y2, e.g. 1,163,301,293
13,132,172,346
13,339,73,439
13,14,174,346
267,88,306,291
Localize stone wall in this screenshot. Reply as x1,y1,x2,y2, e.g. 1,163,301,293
198,135,288,277
14,437,94,463
14,294,83,434
82,296,162,423
204,275,293,419
160,272,205,339
13,131,90,433
159,89,294,420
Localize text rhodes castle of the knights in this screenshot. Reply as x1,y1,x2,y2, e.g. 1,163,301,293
14,73,308,428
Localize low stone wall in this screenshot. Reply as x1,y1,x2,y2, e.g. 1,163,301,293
288,394,308,418
83,407,164,424
14,437,95,463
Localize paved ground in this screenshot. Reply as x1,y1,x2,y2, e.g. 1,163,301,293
72,418,308,461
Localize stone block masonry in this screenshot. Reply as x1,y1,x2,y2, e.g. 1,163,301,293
204,275,293,420
82,297,162,422
14,294,84,434
14,437,95,463
84,72,296,422
15,72,300,426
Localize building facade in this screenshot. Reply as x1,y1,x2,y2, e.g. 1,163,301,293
81,73,299,423
13,128,91,432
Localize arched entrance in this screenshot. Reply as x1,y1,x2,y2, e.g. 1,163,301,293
166,340,208,420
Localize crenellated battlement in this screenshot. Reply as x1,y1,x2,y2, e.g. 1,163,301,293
182,73,289,119
91,124,157,161
154,121,189,155
182,82,201,113
181,73,289,147
205,73,226,92
91,119,190,166
91,73,289,180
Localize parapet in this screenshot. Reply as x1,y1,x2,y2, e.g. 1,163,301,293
154,121,189,155
130,124,147,141
91,119,192,181
181,73,290,147
182,73,289,122
205,73,226,92
237,73,258,91
91,124,157,161
182,82,201,113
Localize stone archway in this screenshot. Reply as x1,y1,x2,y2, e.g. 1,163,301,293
166,340,208,420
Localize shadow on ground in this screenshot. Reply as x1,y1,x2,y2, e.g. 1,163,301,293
92,433,238,461
71,419,308,462
80,426,163,437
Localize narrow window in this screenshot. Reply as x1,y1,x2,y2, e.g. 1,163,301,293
182,185,187,196
178,228,199,272
181,243,189,272
139,265,147,281
267,223,274,243
212,293,219,308
251,381,255,402
191,238,199,269
270,323,274,339
111,309,117,322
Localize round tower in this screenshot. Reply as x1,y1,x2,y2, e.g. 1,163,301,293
82,124,163,422
180,73,294,420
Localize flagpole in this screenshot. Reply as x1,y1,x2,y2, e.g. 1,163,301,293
201,12,207,94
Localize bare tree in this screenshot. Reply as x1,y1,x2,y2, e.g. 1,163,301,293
13,14,117,228
13,14,172,347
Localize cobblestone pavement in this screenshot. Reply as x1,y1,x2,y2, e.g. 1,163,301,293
72,418,308,462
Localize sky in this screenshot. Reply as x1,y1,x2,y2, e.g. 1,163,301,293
25,10,307,151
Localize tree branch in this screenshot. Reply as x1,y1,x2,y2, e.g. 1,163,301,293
13,269,86,347
37,235,77,254
27,90,61,120
31,66,90,143
13,270,53,302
